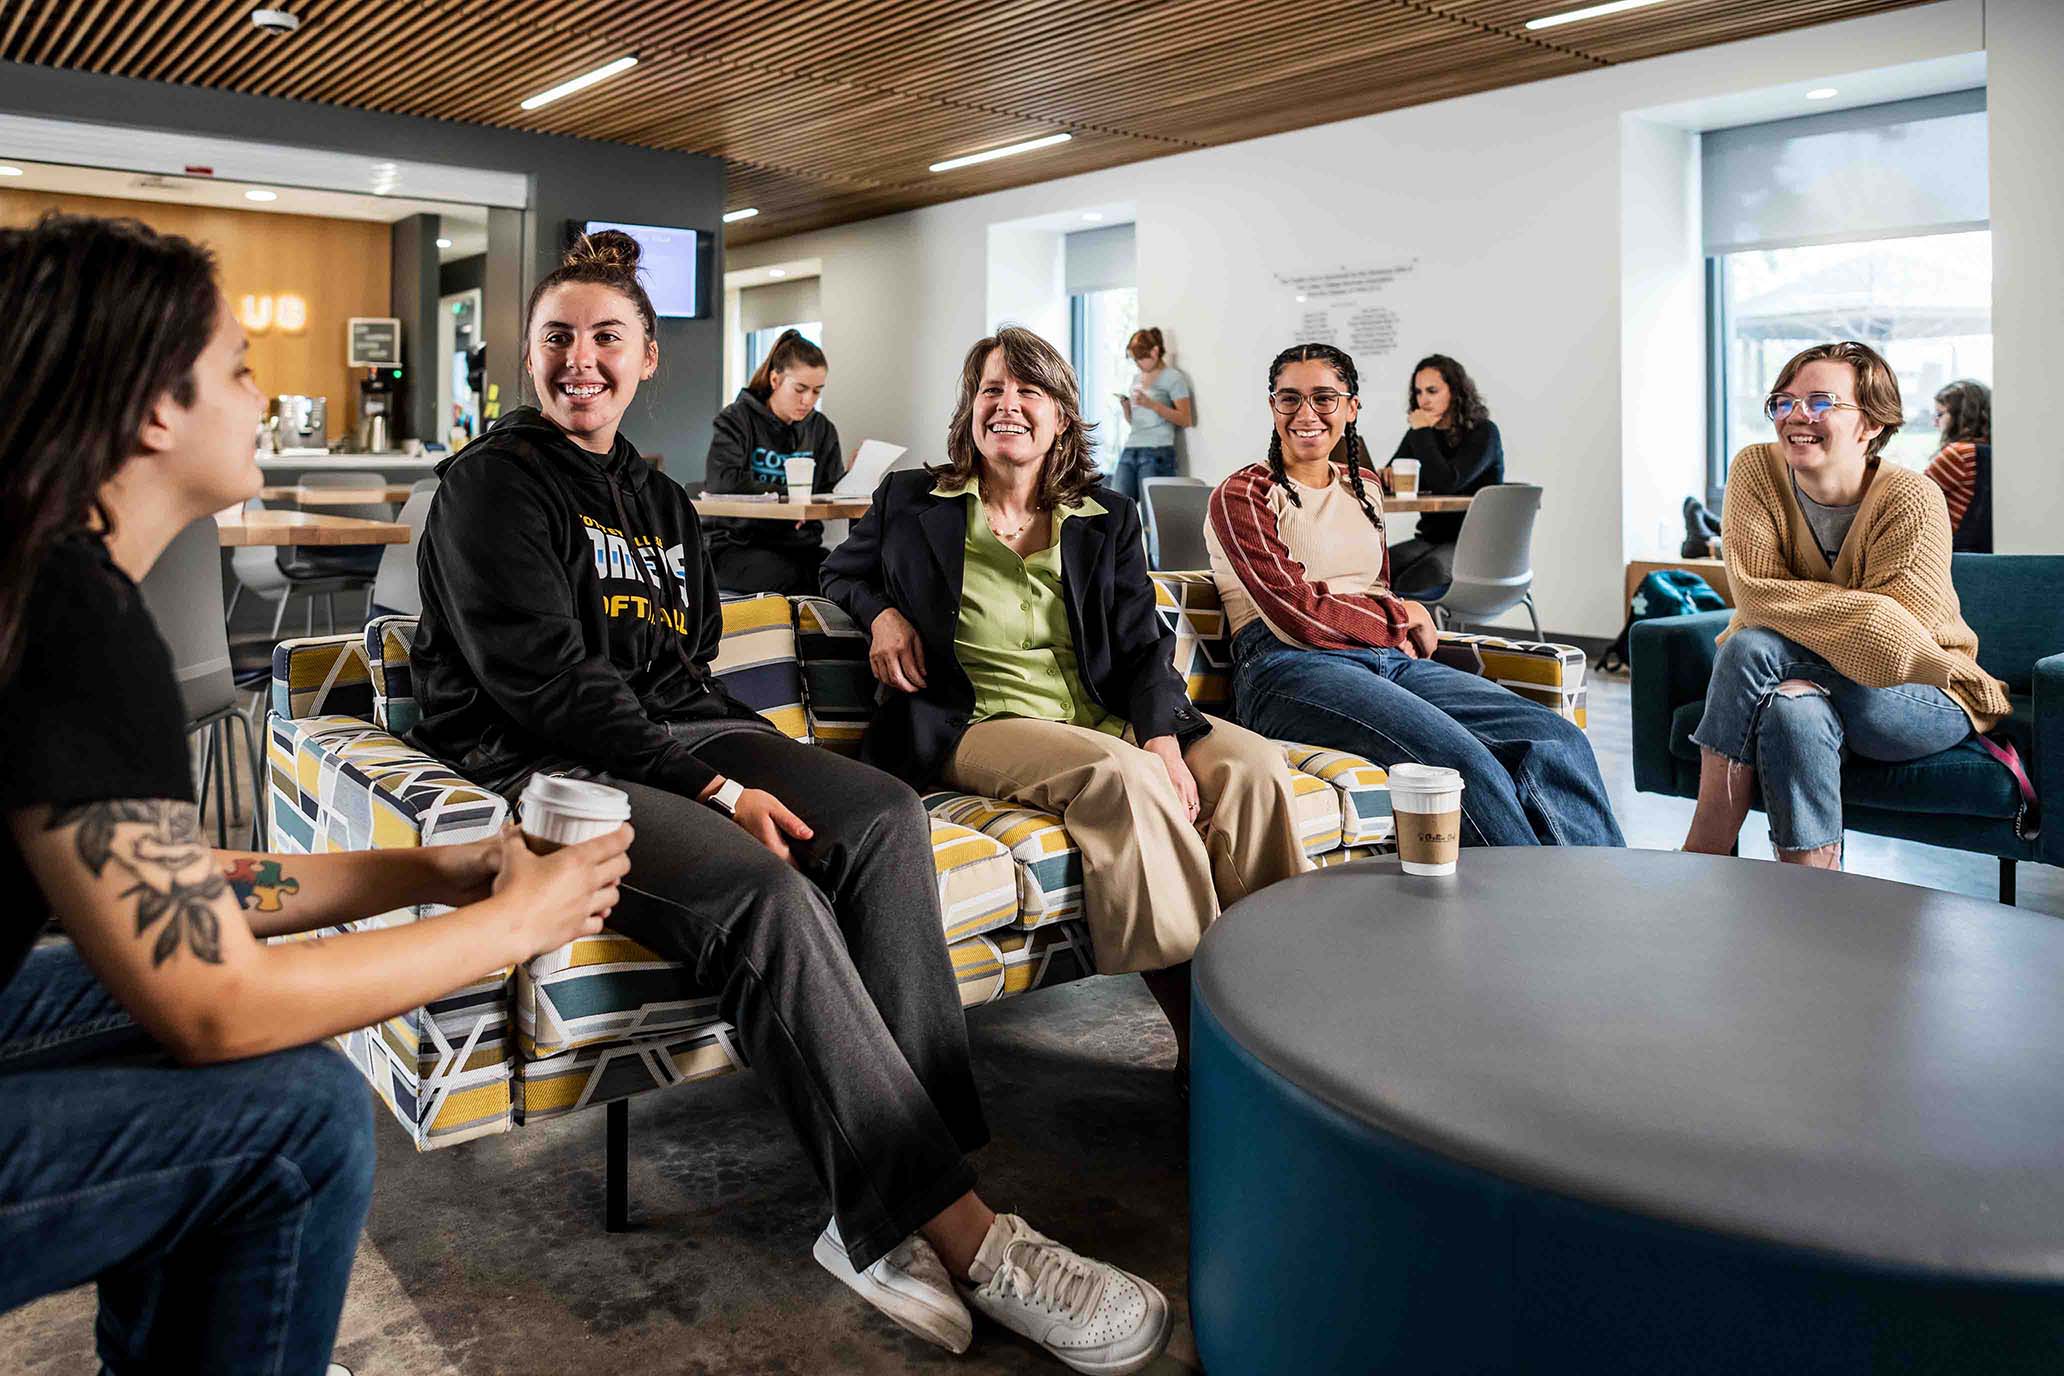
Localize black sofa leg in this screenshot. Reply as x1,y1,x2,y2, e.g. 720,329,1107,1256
605,1099,629,1232
2000,857,2017,907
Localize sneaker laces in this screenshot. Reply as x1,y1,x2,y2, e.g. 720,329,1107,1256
981,1233,1103,1324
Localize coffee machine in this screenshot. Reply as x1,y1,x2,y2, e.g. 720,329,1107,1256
355,366,403,454
272,394,328,450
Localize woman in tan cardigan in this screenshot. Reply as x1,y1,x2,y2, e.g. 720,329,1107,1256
1681,341,2010,867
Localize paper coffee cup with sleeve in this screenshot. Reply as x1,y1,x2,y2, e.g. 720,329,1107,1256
1386,762,1464,876
519,774,632,853
1391,458,1421,497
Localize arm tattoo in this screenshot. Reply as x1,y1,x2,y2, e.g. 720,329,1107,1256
45,799,226,967
224,858,300,913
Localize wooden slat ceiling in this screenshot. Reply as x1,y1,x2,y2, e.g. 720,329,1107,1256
2,0,1933,246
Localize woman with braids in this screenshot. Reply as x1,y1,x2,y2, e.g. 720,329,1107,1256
0,214,631,1375
703,327,843,593
412,246,1167,1373
1383,353,1504,598
1207,343,1622,850
822,326,1308,1083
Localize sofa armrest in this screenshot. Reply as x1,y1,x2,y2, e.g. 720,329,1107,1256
2034,651,2064,868
1430,631,1589,726
271,633,377,723
266,714,509,854
1629,610,1731,795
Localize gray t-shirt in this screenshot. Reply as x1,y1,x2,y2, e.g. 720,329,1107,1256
1124,366,1191,449
1793,476,1859,566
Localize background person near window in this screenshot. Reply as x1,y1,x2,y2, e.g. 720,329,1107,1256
1383,353,1503,599
1923,378,1991,545
1110,327,1192,501
1682,342,2009,870
704,328,843,594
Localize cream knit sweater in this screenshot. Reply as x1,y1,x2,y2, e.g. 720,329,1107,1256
1719,442,2009,731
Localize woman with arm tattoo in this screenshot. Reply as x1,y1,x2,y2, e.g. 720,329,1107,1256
0,214,630,1376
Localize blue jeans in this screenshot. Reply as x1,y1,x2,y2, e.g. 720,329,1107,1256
0,944,374,1375
1231,621,1624,848
1689,626,1973,852
1110,445,1177,503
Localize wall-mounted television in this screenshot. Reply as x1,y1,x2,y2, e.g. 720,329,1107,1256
573,219,713,320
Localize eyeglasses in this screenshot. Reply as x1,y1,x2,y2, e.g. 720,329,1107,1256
1270,389,1355,416
1763,391,1864,422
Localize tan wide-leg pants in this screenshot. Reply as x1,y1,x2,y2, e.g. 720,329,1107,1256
942,714,1311,975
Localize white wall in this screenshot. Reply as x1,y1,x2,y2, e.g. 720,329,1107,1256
730,1,1988,636
985,223,1068,346
1985,0,2064,557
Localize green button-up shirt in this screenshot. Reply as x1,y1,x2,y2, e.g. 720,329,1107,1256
939,480,1128,737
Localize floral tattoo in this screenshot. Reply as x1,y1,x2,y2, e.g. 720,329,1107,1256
46,799,226,967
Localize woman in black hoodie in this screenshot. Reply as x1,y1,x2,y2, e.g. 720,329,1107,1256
704,329,843,594
407,233,1171,1371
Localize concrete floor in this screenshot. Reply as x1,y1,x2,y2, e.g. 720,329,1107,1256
8,674,2059,1373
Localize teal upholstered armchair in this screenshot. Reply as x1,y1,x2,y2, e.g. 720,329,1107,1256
1630,554,2062,903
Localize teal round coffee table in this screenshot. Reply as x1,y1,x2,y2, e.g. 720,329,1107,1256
1191,849,2064,1374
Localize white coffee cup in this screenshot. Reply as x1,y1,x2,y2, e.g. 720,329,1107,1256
1391,458,1421,497
785,457,816,505
1386,762,1464,876
519,774,632,853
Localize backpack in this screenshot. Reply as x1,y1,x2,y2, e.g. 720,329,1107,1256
1597,569,1728,673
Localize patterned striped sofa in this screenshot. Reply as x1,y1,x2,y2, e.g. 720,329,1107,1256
263,570,1587,1225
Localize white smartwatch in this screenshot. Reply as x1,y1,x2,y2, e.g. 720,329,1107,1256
706,777,746,816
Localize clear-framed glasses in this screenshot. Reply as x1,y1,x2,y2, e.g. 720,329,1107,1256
1763,391,1864,422
1270,388,1354,416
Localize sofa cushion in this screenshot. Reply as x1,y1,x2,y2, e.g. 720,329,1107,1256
365,616,419,736
1313,842,1397,869
514,816,1018,1058
1668,696,2028,821
793,595,873,755
1150,570,1233,713
267,716,508,852
950,922,1096,1006
924,792,1083,929
1282,744,1393,846
710,592,809,740
272,633,376,722
1288,768,1348,857
1431,633,1588,726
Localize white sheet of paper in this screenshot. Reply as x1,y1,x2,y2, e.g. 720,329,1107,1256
832,439,908,499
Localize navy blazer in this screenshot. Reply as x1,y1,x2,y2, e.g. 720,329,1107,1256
819,469,1210,787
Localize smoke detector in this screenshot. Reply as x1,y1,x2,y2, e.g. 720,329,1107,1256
249,8,301,35
130,175,193,192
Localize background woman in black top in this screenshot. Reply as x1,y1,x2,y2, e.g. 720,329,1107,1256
0,214,630,1375
703,328,844,594
1385,353,1504,598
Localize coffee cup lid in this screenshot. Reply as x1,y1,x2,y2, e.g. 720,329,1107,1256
521,774,632,822
1386,762,1463,791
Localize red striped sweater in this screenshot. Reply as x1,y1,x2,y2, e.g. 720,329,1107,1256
1205,462,1414,651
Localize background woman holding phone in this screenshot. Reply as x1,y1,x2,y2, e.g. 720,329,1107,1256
1111,327,1192,501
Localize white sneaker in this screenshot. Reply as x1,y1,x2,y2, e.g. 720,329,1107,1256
814,1217,974,1354
961,1213,1171,1375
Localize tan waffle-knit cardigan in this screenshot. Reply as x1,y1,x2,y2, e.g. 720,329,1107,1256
1719,442,2009,732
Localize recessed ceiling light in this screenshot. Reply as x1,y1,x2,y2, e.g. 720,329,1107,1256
722,207,760,223
244,189,278,201
436,237,453,248
768,268,787,278
929,132,1072,174
249,8,300,36
0,165,22,177
1525,0,1668,30
520,55,637,112
1806,87,1839,100
1082,212,1103,222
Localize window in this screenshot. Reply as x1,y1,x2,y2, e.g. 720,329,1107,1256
1712,232,1992,478
744,321,822,380
1070,288,1138,471
1702,91,1989,494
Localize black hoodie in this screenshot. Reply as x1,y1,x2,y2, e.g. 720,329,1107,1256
703,387,843,554
406,407,769,801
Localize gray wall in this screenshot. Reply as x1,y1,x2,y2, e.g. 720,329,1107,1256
0,61,727,469
389,213,440,442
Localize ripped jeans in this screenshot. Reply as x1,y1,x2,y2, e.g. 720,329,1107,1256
1689,626,1973,852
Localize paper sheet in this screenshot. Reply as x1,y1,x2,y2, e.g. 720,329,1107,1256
832,439,908,499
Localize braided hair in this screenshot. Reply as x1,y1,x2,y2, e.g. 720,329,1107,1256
1265,342,1383,531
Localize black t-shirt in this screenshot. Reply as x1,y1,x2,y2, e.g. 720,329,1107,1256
0,534,193,993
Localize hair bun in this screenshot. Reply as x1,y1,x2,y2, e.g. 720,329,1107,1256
567,229,642,272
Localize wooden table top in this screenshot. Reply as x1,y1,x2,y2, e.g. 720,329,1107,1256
1383,494,1472,514
260,484,415,505
214,509,411,547
693,496,873,521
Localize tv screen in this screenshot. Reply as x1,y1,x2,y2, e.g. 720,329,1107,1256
577,220,711,319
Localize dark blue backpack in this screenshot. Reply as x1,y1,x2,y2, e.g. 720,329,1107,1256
1599,570,1727,671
